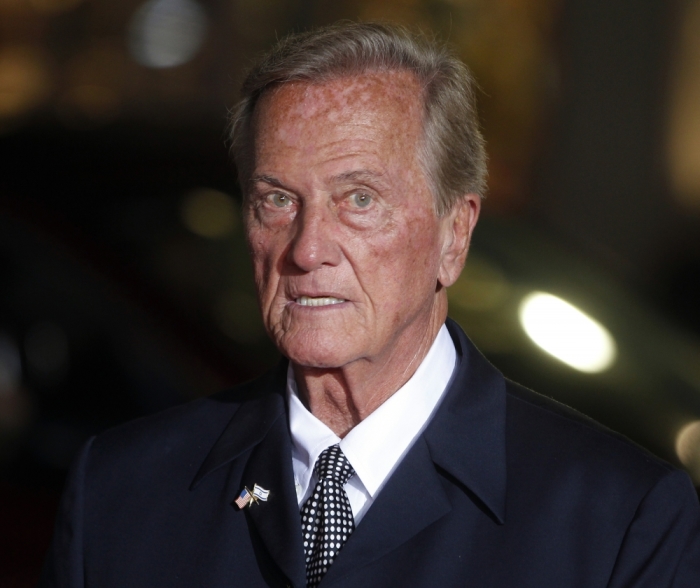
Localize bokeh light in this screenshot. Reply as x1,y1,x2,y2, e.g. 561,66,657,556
59,84,120,124
676,420,700,483
57,44,127,126
0,46,50,119
127,0,208,69
180,188,238,239
667,0,700,210
519,291,617,373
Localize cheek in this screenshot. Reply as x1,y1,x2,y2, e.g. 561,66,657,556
364,217,441,302
247,230,279,295
400,214,442,272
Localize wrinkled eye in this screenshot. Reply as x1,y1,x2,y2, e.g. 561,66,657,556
350,192,372,208
270,193,291,207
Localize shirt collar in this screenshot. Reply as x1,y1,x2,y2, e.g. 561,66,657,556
287,381,340,498
287,324,456,501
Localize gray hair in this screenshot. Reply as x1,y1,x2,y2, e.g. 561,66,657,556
229,21,487,215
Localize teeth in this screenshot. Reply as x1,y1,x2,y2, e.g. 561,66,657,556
296,296,346,307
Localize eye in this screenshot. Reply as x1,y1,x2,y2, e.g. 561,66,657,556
349,192,372,208
269,192,291,208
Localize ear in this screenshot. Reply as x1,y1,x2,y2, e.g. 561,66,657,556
437,193,481,288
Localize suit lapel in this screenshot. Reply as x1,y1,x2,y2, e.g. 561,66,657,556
424,319,507,524
321,436,451,585
243,413,307,588
323,319,507,585
191,363,307,588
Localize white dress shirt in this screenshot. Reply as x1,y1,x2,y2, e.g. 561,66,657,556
287,324,457,524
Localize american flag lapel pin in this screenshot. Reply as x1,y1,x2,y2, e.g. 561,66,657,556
235,484,270,509
235,487,253,509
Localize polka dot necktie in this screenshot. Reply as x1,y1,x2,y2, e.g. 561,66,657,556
300,444,356,588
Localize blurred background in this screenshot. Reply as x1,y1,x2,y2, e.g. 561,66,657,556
2,0,700,584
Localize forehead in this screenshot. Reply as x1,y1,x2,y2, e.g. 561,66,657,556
251,70,425,154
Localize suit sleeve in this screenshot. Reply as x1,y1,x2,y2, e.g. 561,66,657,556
607,468,700,588
38,436,95,588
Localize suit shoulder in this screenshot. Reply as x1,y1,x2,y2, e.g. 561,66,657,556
88,369,280,471
504,379,676,486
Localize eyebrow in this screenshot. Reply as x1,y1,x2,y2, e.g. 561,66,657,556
249,174,285,189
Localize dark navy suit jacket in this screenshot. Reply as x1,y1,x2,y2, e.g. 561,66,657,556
41,320,700,587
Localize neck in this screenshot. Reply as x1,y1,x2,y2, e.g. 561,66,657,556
293,294,447,437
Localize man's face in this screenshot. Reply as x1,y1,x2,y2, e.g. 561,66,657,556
245,71,471,369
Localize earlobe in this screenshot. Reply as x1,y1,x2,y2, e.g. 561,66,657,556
437,194,480,288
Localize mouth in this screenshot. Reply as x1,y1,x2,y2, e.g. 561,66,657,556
295,296,346,307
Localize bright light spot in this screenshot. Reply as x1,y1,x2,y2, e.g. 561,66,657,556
127,0,208,69
519,291,617,373
676,420,700,483
181,188,237,238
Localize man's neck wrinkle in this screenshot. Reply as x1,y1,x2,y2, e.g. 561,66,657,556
295,300,446,436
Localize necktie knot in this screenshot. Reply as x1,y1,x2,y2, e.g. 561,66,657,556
314,444,355,485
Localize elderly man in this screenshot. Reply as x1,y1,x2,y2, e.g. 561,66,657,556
42,22,699,588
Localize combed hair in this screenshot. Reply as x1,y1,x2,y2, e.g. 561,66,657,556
229,21,487,215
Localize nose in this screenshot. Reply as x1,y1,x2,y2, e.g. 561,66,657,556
287,202,341,272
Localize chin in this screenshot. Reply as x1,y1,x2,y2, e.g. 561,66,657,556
278,332,360,369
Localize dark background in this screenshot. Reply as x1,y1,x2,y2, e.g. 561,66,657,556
2,0,700,585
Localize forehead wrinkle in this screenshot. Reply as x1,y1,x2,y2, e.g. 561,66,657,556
252,70,430,198
260,70,423,126
330,169,386,184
